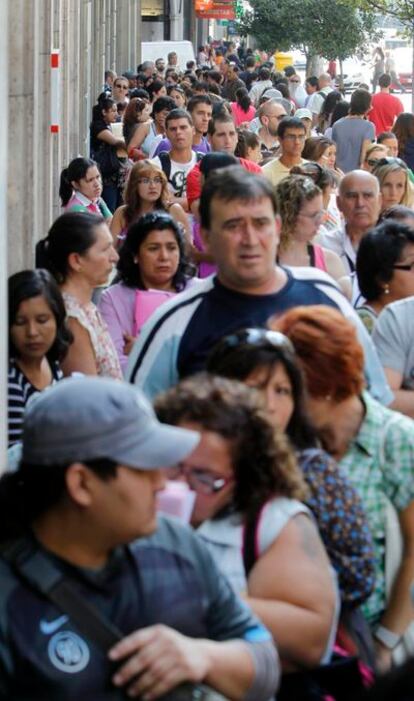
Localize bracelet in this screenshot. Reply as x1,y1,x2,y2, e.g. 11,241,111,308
374,624,401,650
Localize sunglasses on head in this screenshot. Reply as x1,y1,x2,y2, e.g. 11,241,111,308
221,328,295,353
375,157,407,169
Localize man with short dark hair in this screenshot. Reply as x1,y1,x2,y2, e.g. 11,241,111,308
151,108,198,208
249,67,273,107
304,76,319,106
369,73,404,136
262,116,308,186
0,377,279,699
220,62,245,102
127,167,392,407
186,114,262,215
151,95,213,157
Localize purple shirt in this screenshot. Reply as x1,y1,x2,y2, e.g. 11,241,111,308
152,136,211,158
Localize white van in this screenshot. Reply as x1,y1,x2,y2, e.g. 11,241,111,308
141,41,196,69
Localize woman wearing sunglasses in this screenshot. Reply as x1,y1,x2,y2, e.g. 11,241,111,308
361,143,388,173
206,327,375,618
110,160,190,247
155,374,338,674
372,157,414,212
275,175,350,297
356,220,414,334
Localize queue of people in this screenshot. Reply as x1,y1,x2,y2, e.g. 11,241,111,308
4,42,414,701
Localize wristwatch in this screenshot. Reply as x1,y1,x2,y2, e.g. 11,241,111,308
374,624,401,650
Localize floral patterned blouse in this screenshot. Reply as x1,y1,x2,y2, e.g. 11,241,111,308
63,292,122,380
299,448,376,608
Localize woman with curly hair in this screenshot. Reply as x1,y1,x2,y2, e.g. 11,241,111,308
275,175,350,294
271,305,414,672
155,373,338,671
99,211,196,371
110,160,190,247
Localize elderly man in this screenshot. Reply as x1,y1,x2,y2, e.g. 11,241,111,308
317,170,382,275
0,377,279,700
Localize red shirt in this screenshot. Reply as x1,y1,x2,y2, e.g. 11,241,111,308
186,157,262,209
369,92,404,137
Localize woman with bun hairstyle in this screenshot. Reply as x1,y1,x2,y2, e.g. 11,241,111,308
59,157,112,221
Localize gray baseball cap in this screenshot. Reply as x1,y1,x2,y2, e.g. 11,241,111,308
22,377,200,469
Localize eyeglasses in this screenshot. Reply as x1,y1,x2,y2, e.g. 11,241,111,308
375,157,407,169
298,209,325,222
167,464,234,495
393,262,414,272
137,177,163,185
221,328,295,353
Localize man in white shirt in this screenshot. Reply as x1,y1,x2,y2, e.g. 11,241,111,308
151,109,198,210
307,73,333,126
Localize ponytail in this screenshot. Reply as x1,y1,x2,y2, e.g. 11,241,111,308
59,158,97,207
59,168,73,206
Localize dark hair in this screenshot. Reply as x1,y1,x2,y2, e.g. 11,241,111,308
9,269,73,363
116,211,190,291
207,112,234,136
320,90,342,120
187,94,212,113
245,56,255,68
199,151,238,178
155,373,307,517
152,96,176,115
302,136,335,162
305,76,319,89
123,98,149,146
0,459,118,544
356,220,414,301
235,129,260,159
207,329,317,449
284,65,296,78
199,167,276,230
234,87,251,112
91,94,116,122
275,82,290,99
130,88,150,101
258,67,270,81
147,79,166,100
381,204,414,223
277,116,305,139
379,73,391,88
207,69,222,84
37,212,104,283
59,158,98,206
291,161,337,191
393,113,414,157
330,100,350,125
349,88,371,115
165,108,193,128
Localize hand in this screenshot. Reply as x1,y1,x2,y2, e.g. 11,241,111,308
109,624,210,699
374,639,393,674
123,333,136,356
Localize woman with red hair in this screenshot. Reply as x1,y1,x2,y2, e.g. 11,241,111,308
271,305,414,673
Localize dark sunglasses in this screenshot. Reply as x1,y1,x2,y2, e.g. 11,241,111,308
375,157,407,169
221,328,295,353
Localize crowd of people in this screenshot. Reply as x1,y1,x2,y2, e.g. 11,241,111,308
5,38,414,700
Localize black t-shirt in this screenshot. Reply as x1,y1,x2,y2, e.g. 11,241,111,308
90,119,111,156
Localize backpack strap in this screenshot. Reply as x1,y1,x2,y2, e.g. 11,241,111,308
1,537,122,651
158,151,172,180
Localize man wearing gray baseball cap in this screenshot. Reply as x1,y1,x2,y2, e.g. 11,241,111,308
0,376,279,701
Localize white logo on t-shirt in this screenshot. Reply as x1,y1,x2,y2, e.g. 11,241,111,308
48,631,90,674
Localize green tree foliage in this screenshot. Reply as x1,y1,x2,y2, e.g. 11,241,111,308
239,0,378,63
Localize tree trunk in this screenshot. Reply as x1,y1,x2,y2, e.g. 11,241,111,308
306,54,323,77
339,58,344,94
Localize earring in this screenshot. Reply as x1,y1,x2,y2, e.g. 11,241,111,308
384,284,390,295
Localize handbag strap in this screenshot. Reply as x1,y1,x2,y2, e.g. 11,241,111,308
1,537,122,652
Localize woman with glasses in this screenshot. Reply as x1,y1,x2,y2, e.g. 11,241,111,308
372,157,413,212
272,305,414,672
361,143,388,173
112,77,130,106
206,328,375,619
99,211,195,371
110,160,191,247
155,374,338,673
356,220,414,333
275,175,350,295
291,162,342,234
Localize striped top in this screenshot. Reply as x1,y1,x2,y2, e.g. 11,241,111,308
7,358,62,447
